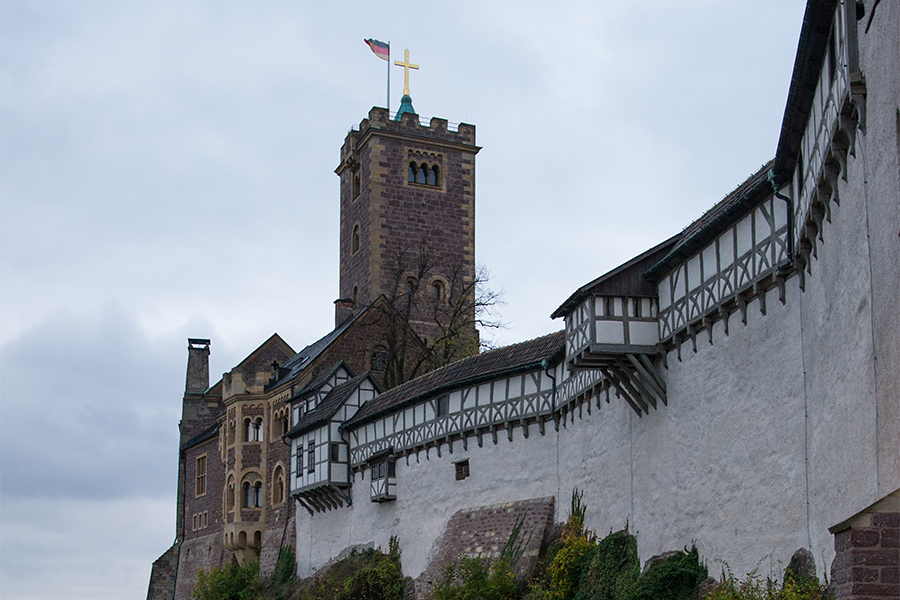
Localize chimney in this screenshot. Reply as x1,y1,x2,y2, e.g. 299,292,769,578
185,338,210,394
334,299,355,328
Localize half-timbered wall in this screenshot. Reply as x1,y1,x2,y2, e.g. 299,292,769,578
792,1,851,252
347,368,558,468
657,195,790,341
289,376,378,504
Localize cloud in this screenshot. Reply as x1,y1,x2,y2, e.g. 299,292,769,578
0,305,182,502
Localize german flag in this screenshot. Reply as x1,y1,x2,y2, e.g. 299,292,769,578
365,39,390,61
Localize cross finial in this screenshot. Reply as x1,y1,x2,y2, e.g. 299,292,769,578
393,49,419,96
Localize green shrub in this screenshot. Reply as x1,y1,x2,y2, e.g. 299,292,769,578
303,538,404,600
524,489,597,600
624,546,707,600
192,559,261,600
574,529,639,600
432,555,519,600
703,568,831,600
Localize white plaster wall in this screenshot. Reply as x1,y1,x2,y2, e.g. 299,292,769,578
857,0,900,501
294,288,817,581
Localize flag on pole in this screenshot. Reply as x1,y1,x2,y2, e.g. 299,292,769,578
365,39,390,61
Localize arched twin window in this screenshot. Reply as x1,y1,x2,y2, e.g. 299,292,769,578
408,162,440,187
244,417,263,442
242,481,263,508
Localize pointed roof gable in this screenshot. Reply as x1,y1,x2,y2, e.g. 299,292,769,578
285,373,380,437
551,236,678,320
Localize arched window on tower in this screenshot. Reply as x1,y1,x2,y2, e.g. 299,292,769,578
408,162,417,183
243,418,252,442
352,285,359,306
418,163,428,184
352,225,360,254
243,482,252,508
352,173,360,198
433,280,444,302
253,482,262,507
252,418,263,442
428,165,439,186
273,466,284,504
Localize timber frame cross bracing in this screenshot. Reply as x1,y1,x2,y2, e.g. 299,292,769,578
571,352,667,417
293,484,351,516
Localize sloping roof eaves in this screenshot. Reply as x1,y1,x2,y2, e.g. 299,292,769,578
295,361,355,400
285,374,370,438
644,161,774,281
182,423,220,452
343,331,565,429
773,0,841,183
550,235,678,320
273,308,367,387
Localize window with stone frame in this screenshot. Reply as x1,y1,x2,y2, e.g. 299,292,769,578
273,466,285,504
195,454,207,496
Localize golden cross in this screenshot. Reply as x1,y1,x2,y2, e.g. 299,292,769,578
394,49,419,96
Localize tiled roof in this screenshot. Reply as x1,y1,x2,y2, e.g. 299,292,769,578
274,310,366,385
644,160,774,280
285,374,371,437
344,331,565,428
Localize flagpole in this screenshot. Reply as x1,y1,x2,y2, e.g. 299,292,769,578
387,42,391,111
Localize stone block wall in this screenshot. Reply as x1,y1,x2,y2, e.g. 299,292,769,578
415,496,555,598
830,490,899,599
147,543,179,600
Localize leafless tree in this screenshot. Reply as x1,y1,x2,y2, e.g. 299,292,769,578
365,239,504,389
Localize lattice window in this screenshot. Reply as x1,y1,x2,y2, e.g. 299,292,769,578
195,455,207,496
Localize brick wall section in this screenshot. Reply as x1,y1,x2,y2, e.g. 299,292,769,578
147,542,179,600
831,509,899,599
415,496,555,598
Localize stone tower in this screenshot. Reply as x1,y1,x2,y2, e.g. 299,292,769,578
334,102,480,346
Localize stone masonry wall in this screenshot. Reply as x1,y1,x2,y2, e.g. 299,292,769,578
147,543,179,600
415,496,555,598
338,107,477,345
831,504,899,599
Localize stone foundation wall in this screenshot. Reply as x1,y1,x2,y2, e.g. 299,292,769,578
147,542,179,600
415,496,555,598
173,532,229,600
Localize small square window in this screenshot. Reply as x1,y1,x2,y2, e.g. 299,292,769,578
455,459,470,481
437,396,449,418
330,443,340,462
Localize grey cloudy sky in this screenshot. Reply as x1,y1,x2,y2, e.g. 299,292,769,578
0,1,806,597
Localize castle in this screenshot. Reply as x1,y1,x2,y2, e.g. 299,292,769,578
148,2,899,599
